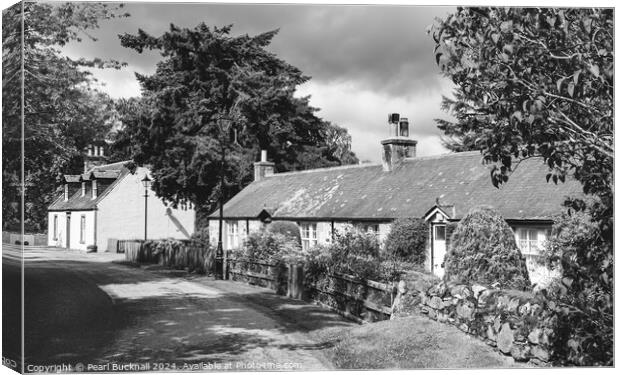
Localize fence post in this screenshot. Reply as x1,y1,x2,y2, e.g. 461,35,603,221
288,263,304,300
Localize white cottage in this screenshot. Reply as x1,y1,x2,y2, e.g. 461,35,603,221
208,116,583,283
47,152,195,251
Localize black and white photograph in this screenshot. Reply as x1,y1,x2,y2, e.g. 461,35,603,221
1,0,615,372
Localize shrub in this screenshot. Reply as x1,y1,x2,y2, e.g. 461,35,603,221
267,221,301,245
384,218,428,264
330,230,382,280
540,210,613,366
302,244,332,289
444,206,531,290
241,230,301,262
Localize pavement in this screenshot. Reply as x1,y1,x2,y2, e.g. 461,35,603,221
2,244,355,372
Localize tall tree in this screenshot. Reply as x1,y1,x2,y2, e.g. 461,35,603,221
2,2,128,231
430,8,613,365
115,23,357,214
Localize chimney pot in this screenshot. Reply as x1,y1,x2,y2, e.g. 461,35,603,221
381,114,417,172
254,150,275,182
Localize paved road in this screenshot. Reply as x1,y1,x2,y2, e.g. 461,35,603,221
2,245,355,371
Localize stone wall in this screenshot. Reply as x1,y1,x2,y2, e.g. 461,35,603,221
392,280,557,365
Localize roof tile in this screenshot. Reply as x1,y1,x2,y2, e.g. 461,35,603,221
212,151,583,221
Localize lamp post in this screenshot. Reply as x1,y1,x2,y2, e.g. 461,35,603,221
141,175,151,242
214,116,233,280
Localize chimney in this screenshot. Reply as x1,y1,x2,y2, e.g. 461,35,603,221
83,143,108,172
254,150,275,182
381,113,417,172
92,179,98,199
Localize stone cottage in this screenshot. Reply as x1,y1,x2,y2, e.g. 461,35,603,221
48,145,195,251
208,115,582,282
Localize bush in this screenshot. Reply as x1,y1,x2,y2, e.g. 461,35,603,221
384,218,428,264
330,230,382,280
241,230,301,262
267,221,301,245
444,206,531,290
540,210,613,366
302,244,332,289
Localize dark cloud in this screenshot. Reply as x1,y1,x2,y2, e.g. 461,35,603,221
60,2,457,162
64,3,453,97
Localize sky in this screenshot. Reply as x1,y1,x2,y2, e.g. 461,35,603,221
61,1,457,163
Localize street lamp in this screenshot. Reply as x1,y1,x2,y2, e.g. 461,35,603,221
141,175,151,241
214,116,234,280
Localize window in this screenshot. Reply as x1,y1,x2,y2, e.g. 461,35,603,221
64,184,69,201
80,215,86,244
227,221,239,249
81,182,86,196
516,228,547,256
300,223,318,250
434,225,446,241
360,223,380,236
53,215,58,240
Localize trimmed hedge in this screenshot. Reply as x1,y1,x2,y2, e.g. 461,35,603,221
384,218,428,264
444,206,531,291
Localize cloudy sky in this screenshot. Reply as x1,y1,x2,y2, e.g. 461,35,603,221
61,1,457,162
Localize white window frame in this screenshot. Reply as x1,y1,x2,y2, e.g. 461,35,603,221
300,222,318,250
357,223,380,237
227,221,239,249
515,227,548,256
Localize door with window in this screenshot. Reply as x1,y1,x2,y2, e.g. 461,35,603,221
432,224,447,277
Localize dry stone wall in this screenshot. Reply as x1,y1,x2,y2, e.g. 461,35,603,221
392,280,558,365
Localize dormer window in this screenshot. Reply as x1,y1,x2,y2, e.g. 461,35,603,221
81,182,86,196
64,184,69,201
92,180,98,199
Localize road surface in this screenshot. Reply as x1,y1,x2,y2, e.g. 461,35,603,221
2,245,355,371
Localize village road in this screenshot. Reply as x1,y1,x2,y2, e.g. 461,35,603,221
4,245,355,371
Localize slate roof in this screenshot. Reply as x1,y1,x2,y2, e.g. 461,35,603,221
48,161,131,211
211,151,583,222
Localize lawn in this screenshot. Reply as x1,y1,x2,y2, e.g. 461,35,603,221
313,313,531,369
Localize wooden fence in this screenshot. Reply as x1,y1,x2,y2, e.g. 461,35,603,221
225,258,394,323
226,258,289,295
122,239,211,273
309,273,394,323
116,239,144,255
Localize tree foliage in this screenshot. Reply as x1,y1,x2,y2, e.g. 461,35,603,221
430,8,612,365
113,23,357,212
430,8,612,198
2,2,127,231
541,210,612,365
444,206,531,291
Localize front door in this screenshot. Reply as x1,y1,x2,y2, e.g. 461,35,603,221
66,214,71,249
432,224,447,277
